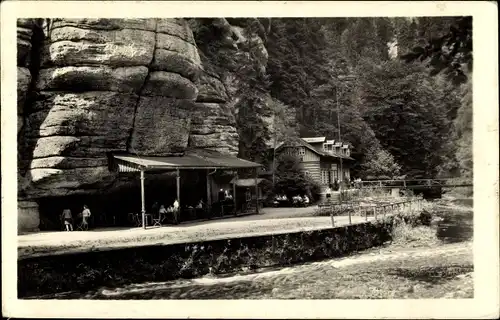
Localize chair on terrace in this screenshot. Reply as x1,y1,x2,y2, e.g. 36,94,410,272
152,211,166,227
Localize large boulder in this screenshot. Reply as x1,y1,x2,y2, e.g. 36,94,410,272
18,200,40,233
18,18,202,200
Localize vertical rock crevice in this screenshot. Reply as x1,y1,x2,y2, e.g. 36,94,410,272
126,19,158,154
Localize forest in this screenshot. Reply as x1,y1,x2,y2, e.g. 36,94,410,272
196,17,472,181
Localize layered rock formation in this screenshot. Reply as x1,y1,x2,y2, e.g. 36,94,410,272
16,18,286,232
18,18,202,200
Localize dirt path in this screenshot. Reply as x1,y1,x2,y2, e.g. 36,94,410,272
18,213,377,259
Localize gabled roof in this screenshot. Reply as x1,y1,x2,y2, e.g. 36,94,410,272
275,137,354,161
302,137,326,144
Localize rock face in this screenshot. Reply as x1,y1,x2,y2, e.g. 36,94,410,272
18,18,202,202
187,18,274,156
17,18,277,232
188,53,239,155
17,19,37,134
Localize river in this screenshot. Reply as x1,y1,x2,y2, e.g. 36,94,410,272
39,197,474,299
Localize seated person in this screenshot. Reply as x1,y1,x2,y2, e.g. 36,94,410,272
196,199,204,209
159,204,167,216
303,195,310,205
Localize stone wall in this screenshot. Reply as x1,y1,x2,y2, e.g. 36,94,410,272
18,219,393,298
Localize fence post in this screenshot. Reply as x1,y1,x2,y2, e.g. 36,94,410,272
330,213,335,227
364,208,368,221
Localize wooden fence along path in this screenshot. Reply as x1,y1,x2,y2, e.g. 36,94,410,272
318,197,425,227
358,178,473,189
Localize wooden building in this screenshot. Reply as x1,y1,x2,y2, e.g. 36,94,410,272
275,136,354,189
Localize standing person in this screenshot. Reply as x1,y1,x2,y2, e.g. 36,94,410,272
218,189,225,202
61,208,73,231
333,179,339,191
81,205,91,229
173,199,180,224
325,185,332,201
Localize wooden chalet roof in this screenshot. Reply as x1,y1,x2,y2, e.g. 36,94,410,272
275,137,354,161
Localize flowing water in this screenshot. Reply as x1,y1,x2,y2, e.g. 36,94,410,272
36,198,474,300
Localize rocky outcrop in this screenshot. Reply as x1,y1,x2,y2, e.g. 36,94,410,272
18,201,40,233
187,18,273,156
188,52,238,155
17,18,279,232
17,19,37,134
18,18,201,199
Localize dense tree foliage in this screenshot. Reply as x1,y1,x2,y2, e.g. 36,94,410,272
273,154,322,201
192,17,472,180
264,17,471,180
400,16,472,85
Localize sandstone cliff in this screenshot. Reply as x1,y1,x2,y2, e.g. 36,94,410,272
17,18,293,231
19,18,203,199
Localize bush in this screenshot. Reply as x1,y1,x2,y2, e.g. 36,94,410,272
273,154,322,202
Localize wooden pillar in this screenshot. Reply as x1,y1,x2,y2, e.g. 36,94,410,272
140,170,146,229
254,168,259,214
206,170,211,206
233,172,238,214
176,169,181,203
348,205,352,225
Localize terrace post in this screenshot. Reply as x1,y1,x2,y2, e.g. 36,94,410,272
176,168,181,208
233,171,237,214
140,170,146,229
206,169,211,206
254,168,259,214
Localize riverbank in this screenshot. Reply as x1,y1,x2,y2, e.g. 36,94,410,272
18,198,470,299
50,241,471,299
54,198,472,300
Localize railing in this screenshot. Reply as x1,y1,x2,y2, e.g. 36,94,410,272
359,178,473,189
319,197,426,227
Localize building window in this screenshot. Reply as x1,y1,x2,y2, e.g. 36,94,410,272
321,170,329,185
323,143,327,151
298,147,305,156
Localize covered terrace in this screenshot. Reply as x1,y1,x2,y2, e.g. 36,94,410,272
109,150,263,229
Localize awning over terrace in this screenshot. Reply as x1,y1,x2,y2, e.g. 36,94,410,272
112,150,261,173
109,150,263,229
